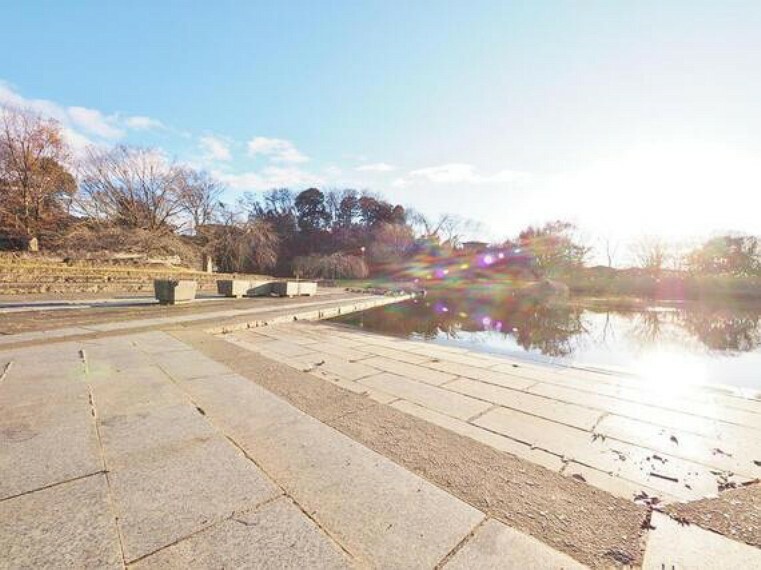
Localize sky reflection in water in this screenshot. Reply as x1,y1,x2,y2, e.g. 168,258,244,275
333,293,761,392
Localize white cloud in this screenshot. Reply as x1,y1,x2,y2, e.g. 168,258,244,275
355,162,396,172
217,166,323,191
323,165,343,177
199,135,232,162
407,163,525,184
67,106,123,139
0,81,165,152
247,136,309,163
60,127,96,153
125,115,164,130
0,82,62,120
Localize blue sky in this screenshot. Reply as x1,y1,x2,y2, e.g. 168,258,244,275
2,1,760,251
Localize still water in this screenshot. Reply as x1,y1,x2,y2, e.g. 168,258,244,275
333,293,761,392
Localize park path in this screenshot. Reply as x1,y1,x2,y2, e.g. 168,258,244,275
1,292,760,568
223,321,761,504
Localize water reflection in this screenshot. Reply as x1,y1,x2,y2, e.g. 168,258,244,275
333,292,761,389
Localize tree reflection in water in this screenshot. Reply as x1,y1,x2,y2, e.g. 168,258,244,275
335,291,761,359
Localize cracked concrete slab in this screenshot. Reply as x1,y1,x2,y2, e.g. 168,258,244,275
444,518,588,569
132,497,354,569
0,474,122,569
643,512,761,569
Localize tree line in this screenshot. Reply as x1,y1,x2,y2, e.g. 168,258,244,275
2,103,760,280
0,104,465,277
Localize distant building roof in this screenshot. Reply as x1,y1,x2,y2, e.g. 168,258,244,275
461,241,489,252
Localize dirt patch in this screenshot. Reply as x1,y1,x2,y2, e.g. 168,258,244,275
175,329,649,568
666,483,761,548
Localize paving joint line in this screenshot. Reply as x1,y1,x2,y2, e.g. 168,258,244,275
225,330,753,494
436,383,599,432
125,494,287,566
465,403,501,424
0,470,106,503
512,374,761,432
0,359,13,382
440,374,606,417
80,348,129,569
433,515,489,569
177,329,655,568
153,359,360,565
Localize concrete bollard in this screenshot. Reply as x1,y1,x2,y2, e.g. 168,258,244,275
273,281,317,297
154,280,197,305
217,279,250,298
297,281,317,296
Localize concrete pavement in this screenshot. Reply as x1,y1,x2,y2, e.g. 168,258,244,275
2,292,760,568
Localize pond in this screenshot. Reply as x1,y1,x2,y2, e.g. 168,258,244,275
332,292,761,393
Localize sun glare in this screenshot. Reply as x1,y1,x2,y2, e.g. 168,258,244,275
544,142,761,242
632,348,710,397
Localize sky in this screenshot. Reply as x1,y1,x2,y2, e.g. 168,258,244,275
2,1,760,257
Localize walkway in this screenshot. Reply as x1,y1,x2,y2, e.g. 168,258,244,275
223,321,761,503
1,292,760,568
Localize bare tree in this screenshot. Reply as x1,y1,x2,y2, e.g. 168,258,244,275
175,168,224,234
0,105,74,239
408,211,481,248
599,236,620,267
209,203,280,273
631,236,669,272
77,145,183,231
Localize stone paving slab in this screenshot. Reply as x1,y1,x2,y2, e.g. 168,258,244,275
425,359,537,390
596,413,761,479
0,408,103,500
107,430,280,562
174,360,485,569
301,340,369,361
391,399,564,472
90,368,187,419
475,406,725,500
642,512,761,569
132,497,354,569
323,374,400,404
224,324,761,502
5,307,760,569
552,373,761,428
355,342,435,364
96,403,218,466
250,338,319,358
150,349,234,382
0,474,122,569
530,379,761,435
530,381,760,442
352,355,457,386
0,344,102,499
243,412,485,568
447,378,603,430
360,372,492,420
562,461,680,503
444,518,588,569
0,293,400,348
298,353,380,381
184,327,653,567
82,339,283,562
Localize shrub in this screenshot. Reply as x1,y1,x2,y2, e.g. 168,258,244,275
55,224,201,267
292,253,369,279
